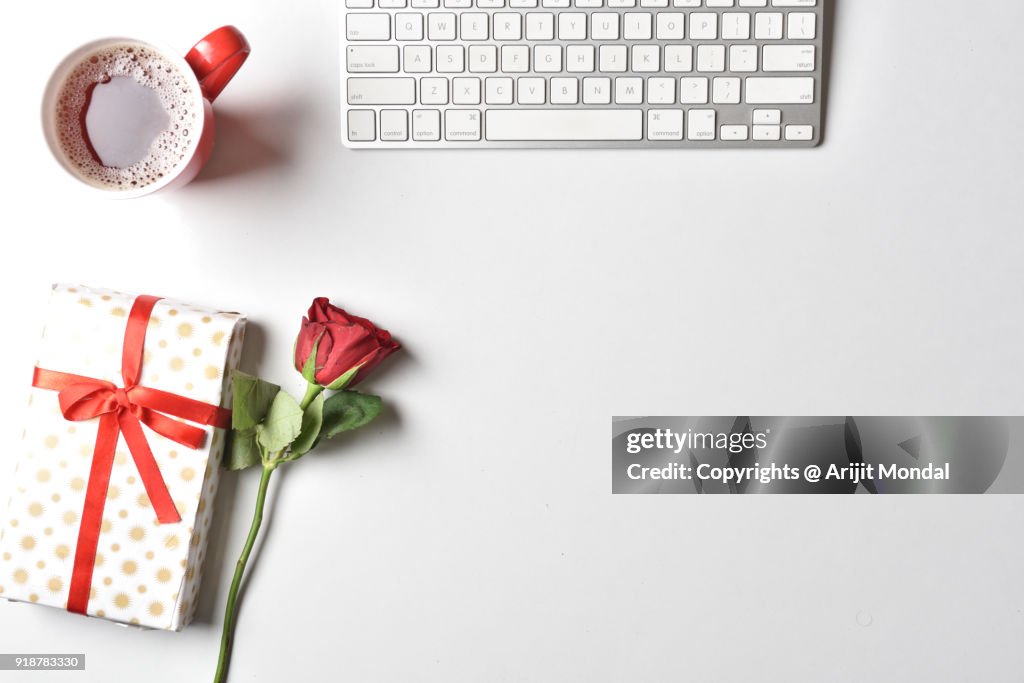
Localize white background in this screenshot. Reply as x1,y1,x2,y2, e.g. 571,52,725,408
1,0,1023,680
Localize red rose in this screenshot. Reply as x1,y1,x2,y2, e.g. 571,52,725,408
294,298,400,388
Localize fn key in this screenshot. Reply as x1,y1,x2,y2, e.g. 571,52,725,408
348,110,375,141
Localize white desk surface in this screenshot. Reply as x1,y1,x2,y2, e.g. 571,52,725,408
2,1,1023,680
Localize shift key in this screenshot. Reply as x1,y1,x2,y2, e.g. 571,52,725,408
347,78,416,105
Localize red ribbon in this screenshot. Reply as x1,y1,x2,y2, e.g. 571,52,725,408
32,295,231,614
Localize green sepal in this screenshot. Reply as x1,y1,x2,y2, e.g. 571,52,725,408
320,390,382,440
226,428,262,471
299,334,323,384
324,363,363,391
231,371,281,432
290,392,325,459
255,391,304,454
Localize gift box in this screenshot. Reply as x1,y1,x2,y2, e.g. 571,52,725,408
0,285,245,630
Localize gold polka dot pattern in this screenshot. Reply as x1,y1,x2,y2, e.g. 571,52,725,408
0,285,246,631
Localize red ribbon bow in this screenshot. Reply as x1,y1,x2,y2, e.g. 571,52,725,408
32,295,231,615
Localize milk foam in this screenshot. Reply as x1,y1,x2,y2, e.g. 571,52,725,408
54,42,197,190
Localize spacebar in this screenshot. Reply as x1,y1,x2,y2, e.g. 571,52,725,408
485,109,643,141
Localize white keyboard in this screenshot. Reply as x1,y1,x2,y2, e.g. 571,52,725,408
341,0,825,148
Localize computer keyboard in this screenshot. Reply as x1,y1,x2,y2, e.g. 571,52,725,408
341,0,825,148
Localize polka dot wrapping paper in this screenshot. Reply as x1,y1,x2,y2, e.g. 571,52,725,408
0,284,246,630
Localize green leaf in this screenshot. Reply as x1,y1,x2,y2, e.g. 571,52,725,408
256,391,304,453
232,371,281,432
324,363,362,391
226,429,262,471
290,392,325,458
320,390,382,439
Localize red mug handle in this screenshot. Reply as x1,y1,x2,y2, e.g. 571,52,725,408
185,25,250,102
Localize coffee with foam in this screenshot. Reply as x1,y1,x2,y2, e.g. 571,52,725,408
53,41,198,191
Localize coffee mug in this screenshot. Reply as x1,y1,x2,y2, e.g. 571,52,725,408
42,26,250,198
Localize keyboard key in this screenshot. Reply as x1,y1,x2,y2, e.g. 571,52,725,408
421,77,449,103
535,45,562,72
631,45,659,72
712,77,740,104
404,45,432,72
614,77,643,103
486,109,643,140
656,13,685,39
762,45,815,72
461,13,489,39
687,110,715,140
550,77,579,103
785,124,813,140
592,13,619,40
623,13,652,39
347,77,416,104
518,77,547,103
558,13,588,39
380,109,409,140
347,14,391,40
346,46,400,73
468,45,498,72
582,77,611,103
566,45,595,72
665,45,693,72
647,77,675,103
501,45,530,72
679,76,708,104
772,0,815,6
689,13,717,39
347,110,376,141
730,45,757,72
452,77,481,104
721,124,748,140
445,109,482,140
752,108,781,124
526,12,555,39
599,45,627,72
788,12,816,39
696,45,725,72
754,12,783,39
427,13,457,39
347,0,374,7
436,45,465,72
395,13,424,40
412,109,442,140
485,77,514,103
494,13,523,39
745,77,814,103
722,12,750,39
752,124,781,140
647,109,683,140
